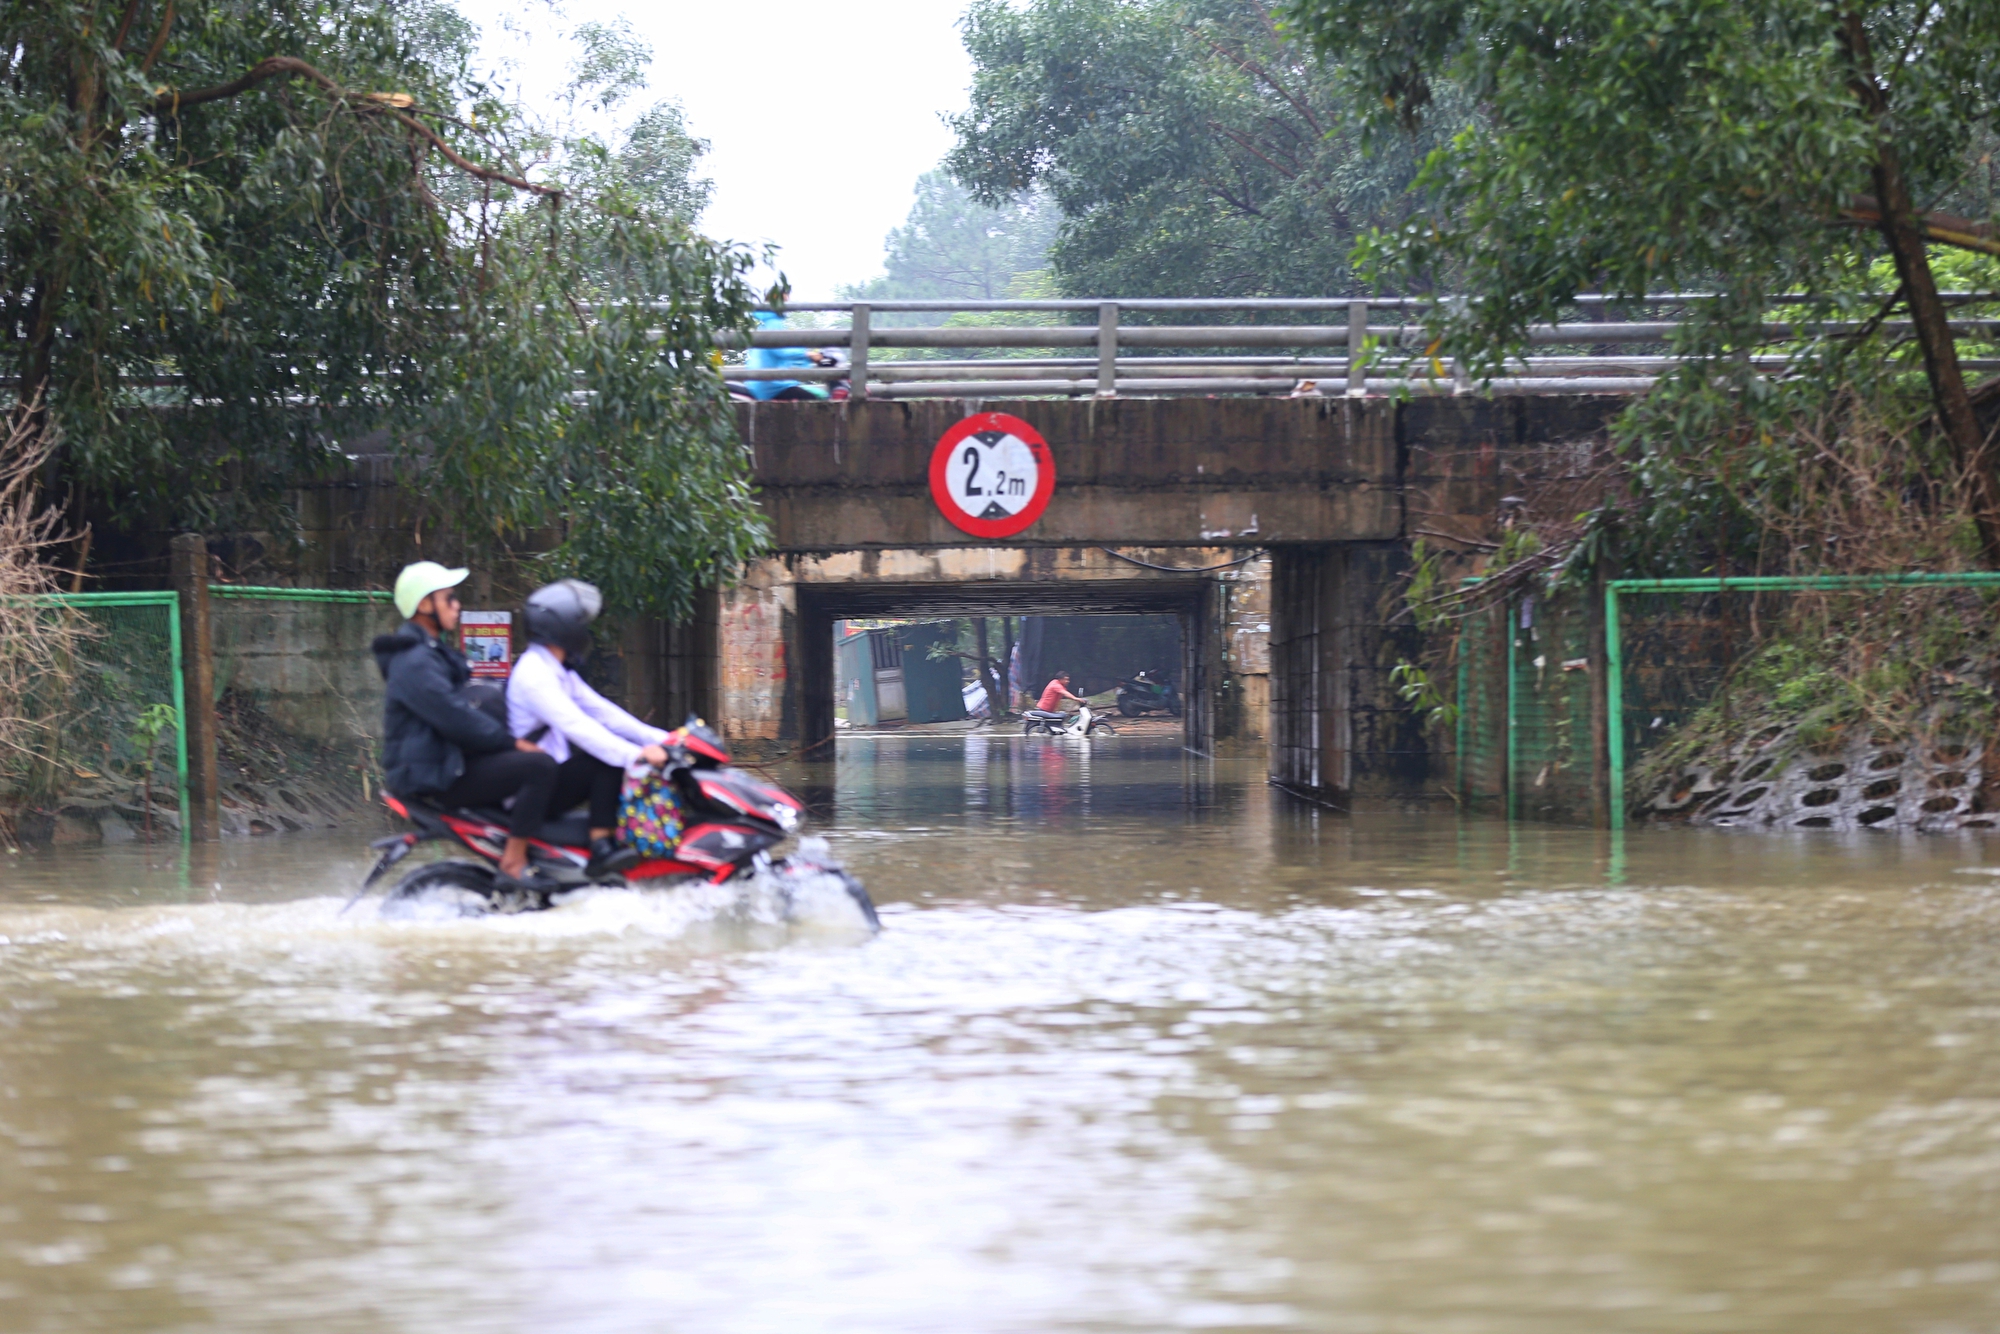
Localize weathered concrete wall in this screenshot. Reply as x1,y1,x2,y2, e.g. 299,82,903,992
212,599,403,743
718,546,1271,757
742,397,1398,550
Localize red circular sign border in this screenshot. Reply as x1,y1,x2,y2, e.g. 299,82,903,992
928,412,1056,539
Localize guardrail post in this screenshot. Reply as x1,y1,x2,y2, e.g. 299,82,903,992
1347,300,1368,396
849,303,870,401
1097,302,1118,397
169,534,220,841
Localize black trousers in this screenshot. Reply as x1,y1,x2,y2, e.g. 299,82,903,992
547,750,624,831
435,748,623,839
435,749,558,839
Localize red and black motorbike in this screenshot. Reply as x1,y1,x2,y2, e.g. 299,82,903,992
352,717,877,926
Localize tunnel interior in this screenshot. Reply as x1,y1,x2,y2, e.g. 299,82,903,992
796,580,1217,752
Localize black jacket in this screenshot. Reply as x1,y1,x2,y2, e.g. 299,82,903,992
372,621,515,795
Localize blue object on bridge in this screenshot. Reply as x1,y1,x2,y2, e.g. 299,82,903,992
744,312,824,401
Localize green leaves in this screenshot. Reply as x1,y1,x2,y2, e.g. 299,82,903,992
948,0,1466,298
4,1,768,622
1286,0,2000,574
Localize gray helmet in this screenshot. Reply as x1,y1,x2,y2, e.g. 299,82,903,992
523,578,602,655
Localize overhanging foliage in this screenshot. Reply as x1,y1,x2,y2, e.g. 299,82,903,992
2,1,772,619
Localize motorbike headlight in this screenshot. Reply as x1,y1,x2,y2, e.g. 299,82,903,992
773,803,800,832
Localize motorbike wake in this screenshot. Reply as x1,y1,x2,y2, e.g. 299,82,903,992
348,718,879,931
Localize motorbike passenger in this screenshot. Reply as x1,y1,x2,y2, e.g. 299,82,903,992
506,579,674,876
374,561,555,892
1036,670,1086,713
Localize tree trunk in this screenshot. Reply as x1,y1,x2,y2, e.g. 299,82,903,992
1842,12,2000,564
974,617,1003,724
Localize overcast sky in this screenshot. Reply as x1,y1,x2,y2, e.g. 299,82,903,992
479,1,975,297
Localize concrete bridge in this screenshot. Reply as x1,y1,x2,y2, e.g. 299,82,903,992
121,346,1628,811
704,392,1622,806
99,292,2000,837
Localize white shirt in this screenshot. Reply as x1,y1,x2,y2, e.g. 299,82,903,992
506,643,669,768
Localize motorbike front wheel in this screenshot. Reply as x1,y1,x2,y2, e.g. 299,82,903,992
380,859,502,918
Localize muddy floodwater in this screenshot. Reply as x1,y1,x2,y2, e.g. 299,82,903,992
6,736,2000,1332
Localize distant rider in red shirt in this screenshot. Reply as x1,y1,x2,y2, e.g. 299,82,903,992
1037,670,1086,713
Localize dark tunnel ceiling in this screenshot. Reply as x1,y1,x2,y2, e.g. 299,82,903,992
796,580,1206,619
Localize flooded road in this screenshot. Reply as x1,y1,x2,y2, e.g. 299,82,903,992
5,735,2000,1332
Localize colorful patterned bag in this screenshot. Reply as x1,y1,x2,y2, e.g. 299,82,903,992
619,766,686,859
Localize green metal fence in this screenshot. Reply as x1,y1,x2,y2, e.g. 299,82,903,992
1604,573,2000,829
1455,591,1600,822
9,584,399,842
1460,571,2000,827
13,591,189,834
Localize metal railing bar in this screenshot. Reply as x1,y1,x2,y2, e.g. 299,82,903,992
14,590,181,605
207,585,394,602
1610,573,2000,592
857,375,1673,399
753,292,2000,314
722,318,2000,350
719,355,2000,382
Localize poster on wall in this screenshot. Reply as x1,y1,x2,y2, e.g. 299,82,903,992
461,610,513,679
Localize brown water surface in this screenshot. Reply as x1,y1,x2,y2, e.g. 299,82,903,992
4,735,2000,1332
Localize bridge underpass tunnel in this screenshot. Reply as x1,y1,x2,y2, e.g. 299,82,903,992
804,587,1211,752
832,611,1185,732
713,548,1275,761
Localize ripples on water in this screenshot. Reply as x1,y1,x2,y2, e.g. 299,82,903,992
4,736,2000,1332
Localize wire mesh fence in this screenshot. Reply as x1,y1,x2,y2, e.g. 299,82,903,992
1607,575,2000,832
4,592,187,837
1508,594,1599,824
1456,592,1600,822
1458,573,2000,829
5,586,405,842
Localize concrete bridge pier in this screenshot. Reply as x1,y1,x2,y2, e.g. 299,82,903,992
1267,542,1425,809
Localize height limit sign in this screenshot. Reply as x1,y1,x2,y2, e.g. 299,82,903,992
928,412,1055,539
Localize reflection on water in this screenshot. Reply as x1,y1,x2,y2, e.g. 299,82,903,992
5,736,2000,1331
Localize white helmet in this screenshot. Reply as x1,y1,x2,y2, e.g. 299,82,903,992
393,561,468,620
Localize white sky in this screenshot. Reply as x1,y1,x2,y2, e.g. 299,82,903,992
475,0,975,297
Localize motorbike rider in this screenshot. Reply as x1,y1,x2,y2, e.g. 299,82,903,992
1037,670,1086,713
743,311,837,401
374,561,556,892
506,579,674,876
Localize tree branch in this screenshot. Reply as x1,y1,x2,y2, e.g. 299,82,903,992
111,0,143,52
1207,121,1297,181
151,56,562,198
140,0,174,74
1841,197,2000,258
1185,27,1325,137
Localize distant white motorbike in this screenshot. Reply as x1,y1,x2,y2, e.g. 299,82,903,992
1021,701,1117,737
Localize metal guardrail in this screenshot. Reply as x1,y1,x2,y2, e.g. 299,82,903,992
9,294,1995,402
723,296,2000,400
